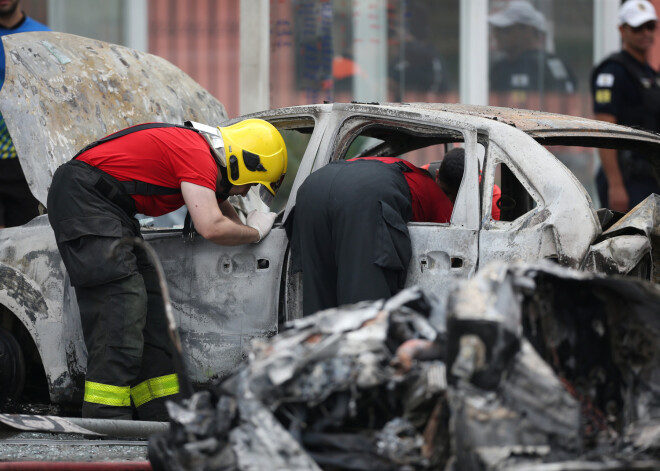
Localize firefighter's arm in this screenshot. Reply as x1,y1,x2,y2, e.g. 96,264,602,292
181,182,260,245
595,112,629,211
218,199,243,225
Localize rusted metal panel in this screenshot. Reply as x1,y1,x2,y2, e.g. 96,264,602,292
0,31,228,205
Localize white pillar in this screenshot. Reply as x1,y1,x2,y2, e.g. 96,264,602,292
593,1,620,64
123,0,147,52
352,0,387,102
47,0,65,30
459,0,489,105
240,0,270,114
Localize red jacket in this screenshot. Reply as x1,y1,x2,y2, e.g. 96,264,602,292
420,161,501,220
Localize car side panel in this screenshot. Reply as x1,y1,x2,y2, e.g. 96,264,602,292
145,227,288,384
406,225,478,301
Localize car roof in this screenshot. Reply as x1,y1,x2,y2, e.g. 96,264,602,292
247,101,660,149
0,31,228,205
391,102,660,145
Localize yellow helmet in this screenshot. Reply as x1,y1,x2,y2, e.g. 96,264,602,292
218,119,288,197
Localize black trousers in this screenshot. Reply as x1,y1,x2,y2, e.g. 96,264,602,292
596,166,660,211
47,161,179,420
290,160,413,316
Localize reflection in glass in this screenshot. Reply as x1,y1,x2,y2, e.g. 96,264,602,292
488,0,598,204
270,0,459,108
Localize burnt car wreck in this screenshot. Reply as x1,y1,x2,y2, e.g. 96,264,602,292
149,262,660,470
1,31,660,468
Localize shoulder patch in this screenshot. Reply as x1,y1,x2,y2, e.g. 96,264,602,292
595,73,614,87
511,74,529,87
546,57,568,80
595,89,611,104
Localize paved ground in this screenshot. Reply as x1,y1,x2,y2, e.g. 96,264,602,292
0,431,149,462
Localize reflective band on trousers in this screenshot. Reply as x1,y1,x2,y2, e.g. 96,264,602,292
84,381,131,407
131,373,179,407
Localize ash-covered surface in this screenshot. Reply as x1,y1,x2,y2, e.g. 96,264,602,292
148,262,660,470
0,432,148,462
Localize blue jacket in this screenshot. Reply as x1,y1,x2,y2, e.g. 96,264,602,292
1,15,51,85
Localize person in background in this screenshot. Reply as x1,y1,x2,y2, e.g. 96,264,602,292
488,1,595,205
424,148,501,221
591,0,660,212
0,0,50,228
489,0,576,95
387,2,449,101
47,119,287,420
289,156,452,316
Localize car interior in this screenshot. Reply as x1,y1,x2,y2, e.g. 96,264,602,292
336,121,538,224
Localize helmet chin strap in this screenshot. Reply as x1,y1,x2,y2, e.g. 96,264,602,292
215,164,233,201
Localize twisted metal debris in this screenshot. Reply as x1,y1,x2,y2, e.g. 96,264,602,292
148,262,660,470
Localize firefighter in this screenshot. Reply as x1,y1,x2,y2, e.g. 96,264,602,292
289,156,452,316
47,119,287,421
428,148,502,221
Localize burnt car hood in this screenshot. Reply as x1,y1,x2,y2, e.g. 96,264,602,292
0,31,228,205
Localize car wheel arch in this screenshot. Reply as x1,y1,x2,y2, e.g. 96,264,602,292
0,264,73,404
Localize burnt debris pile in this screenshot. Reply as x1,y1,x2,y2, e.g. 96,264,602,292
149,262,660,470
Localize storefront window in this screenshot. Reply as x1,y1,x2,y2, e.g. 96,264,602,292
48,0,124,45
488,0,598,202
270,0,460,108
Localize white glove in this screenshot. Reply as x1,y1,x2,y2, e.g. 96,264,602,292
246,210,277,242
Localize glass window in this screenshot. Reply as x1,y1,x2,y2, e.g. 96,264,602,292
49,0,124,44
488,0,598,204
270,0,460,108
385,0,459,103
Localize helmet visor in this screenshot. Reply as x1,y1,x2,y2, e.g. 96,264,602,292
259,184,274,206
258,173,286,206
270,173,286,194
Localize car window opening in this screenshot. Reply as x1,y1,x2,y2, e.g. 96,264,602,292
493,161,537,222
341,124,469,223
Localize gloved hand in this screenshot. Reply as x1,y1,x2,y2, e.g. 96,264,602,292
246,210,277,242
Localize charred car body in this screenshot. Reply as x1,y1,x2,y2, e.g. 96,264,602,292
148,262,660,470
149,262,660,471
0,32,659,409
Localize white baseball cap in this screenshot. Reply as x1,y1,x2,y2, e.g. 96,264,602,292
488,1,547,32
618,0,658,27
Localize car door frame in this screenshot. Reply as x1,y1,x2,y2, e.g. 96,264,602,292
284,109,482,316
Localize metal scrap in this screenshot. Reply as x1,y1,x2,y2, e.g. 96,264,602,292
148,288,448,470
148,262,660,470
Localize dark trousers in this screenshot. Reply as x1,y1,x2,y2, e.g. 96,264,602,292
47,161,179,420
291,160,413,316
596,167,660,210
